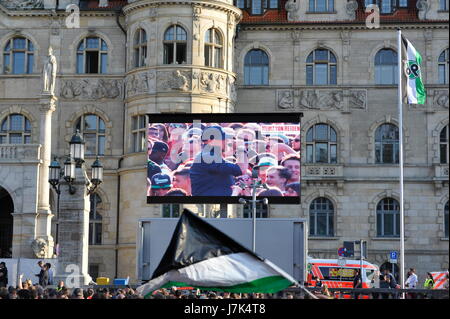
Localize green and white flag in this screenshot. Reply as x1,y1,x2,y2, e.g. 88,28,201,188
136,209,297,298
401,36,426,104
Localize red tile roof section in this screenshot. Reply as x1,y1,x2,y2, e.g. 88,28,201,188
82,0,447,24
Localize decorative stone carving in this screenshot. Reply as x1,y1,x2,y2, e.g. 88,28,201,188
298,90,344,110
349,90,367,109
285,0,299,21
346,0,359,20
228,76,237,102
277,90,294,109
417,0,430,20
158,70,191,92
61,79,121,99
434,90,449,108
1,0,43,9
31,238,48,258
125,73,148,97
42,47,57,95
200,72,216,93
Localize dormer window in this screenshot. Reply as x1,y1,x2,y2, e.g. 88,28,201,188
233,0,279,15
364,0,404,14
309,0,335,13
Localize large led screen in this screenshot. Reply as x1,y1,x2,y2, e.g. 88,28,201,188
146,113,302,204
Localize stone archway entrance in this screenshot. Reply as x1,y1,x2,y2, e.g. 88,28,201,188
0,186,13,258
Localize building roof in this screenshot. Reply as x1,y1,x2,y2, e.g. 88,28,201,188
77,0,447,25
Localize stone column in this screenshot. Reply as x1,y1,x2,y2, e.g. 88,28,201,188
54,166,92,286
36,94,57,257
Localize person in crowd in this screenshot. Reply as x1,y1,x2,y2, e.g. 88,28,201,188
405,268,418,299
147,140,162,183
424,272,435,289
281,154,301,184
266,139,297,162
0,262,8,288
257,188,284,197
176,138,202,168
254,156,277,183
165,188,188,196
190,126,248,196
72,288,84,299
148,126,160,140
172,168,192,195
285,182,300,197
152,123,169,143
291,133,301,151
45,263,54,286
35,261,49,288
266,166,291,193
56,280,65,292
150,173,173,196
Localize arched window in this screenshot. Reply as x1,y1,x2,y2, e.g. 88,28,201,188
163,25,187,65
75,114,106,156
89,193,102,245
306,49,337,85
306,124,337,164
438,49,449,84
310,197,334,237
441,125,449,164
133,28,147,68
76,37,108,74
377,198,400,237
204,28,223,68
375,49,398,84
0,113,32,144
3,37,34,74
244,49,269,85
375,124,399,164
445,201,449,239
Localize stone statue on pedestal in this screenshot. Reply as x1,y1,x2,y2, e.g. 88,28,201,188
42,47,57,95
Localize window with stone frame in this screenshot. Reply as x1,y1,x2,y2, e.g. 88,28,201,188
89,194,102,245
445,201,449,238
133,28,147,68
438,48,449,84
76,37,108,74
440,0,449,11
244,49,269,85
131,115,147,153
308,0,335,12
234,0,279,12
306,49,337,85
3,37,34,74
309,197,334,237
376,197,400,237
306,124,338,164
163,25,187,65
204,28,223,69
0,113,32,144
364,0,399,13
162,204,181,218
375,49,398,85
440,125,449,164
375,123,399,164
243,203,269,218
75,114,106,156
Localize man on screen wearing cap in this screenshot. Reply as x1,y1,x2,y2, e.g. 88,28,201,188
190,125,248,196
255,155,277,184
150,173,172,196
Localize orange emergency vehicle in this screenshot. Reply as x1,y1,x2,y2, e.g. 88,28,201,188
306,258,379,289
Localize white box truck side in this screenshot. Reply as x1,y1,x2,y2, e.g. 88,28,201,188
136,218,307,284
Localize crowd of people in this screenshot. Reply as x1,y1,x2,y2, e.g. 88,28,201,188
146,122,301,198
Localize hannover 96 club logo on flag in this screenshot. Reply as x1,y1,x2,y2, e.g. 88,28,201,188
401,36,426,105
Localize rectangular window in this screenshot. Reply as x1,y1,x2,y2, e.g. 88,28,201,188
164,43,174,64
252,0,263,14
440,144,448,164
439,65,446,84
398,0,408,7
269,0,278,8
98,136,105,156
13,52,25,74
84,133,97,156
440,0,448,10
315,64,328,85
309,0,334,12
306,144,314,163
86,51,99,74
163,204,180,218
236,0,245,9
9,133,22,144
27,54,33,74
306,65,313,85
243,203,268,218
76,54,84,74
330,144,337,163
381,0,393,13
3,54,10,73
382,143,394,163
101,53,108,74
176,44,186,64
315,143,328,163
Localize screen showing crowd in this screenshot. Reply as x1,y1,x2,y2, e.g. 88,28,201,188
147,120,301,202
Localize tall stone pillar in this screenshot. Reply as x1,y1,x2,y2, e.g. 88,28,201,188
36,94,57,257
54,167,92,286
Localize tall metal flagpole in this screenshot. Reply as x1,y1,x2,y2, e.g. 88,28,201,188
397,29,405,294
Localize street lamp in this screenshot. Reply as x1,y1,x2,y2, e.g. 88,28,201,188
48,131,103,196
70,129,85,167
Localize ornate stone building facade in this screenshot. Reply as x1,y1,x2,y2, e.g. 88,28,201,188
0,0,448,284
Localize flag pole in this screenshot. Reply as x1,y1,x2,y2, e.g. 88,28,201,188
397,28,405,294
